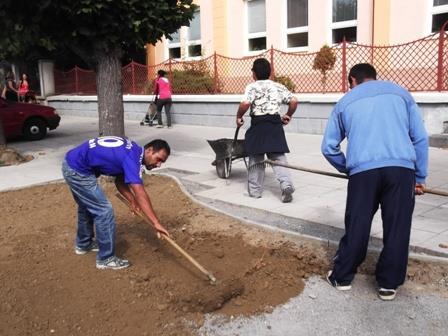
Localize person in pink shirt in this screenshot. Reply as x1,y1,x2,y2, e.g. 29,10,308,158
154,70,173,128
18,73,29,102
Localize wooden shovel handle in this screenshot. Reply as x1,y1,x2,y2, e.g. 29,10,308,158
264,159,448,197
115,193,216,282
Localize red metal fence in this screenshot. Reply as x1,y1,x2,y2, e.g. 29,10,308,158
54,30,448,95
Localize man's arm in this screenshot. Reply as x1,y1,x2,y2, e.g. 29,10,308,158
408,102,429,194
321,106,348,174
236,101,251,126
115,176,138,210
282,97,298,125
129,183,169,236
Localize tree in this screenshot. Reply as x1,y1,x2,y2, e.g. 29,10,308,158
0,0,197,137
313,45,336,92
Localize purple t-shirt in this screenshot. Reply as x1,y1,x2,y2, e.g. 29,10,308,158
65,136,144,184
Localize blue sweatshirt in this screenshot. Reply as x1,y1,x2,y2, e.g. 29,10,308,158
321,80,428,183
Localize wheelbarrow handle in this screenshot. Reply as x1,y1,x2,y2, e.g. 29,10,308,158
231,126,241,156
233,126,241,144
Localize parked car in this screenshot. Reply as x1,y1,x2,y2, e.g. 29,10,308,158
0,98,61,140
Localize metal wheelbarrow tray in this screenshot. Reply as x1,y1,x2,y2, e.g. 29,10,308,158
207,126,247,179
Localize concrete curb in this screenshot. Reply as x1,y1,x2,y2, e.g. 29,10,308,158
153,169,448,264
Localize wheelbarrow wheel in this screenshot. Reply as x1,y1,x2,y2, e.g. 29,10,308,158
216,158,232,179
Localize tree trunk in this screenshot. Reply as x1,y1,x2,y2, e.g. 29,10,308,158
0,117,6,147
95,48,125,137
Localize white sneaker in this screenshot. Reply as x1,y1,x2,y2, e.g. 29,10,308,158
378,288,396,301
326,271,352,291
75,241,99,255
156,124,164,128
96,256,130,270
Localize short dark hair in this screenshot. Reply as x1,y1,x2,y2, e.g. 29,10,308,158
157,70,166,77
144,139,170,155
251,58,271,80
348,63,377,86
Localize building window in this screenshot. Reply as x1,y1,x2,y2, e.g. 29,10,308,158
432,0,448,32
186,10,202,57
247,0,267,52
167,30,181,59
286,0,308,48
332,0,357,44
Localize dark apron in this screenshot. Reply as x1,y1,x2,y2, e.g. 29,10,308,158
244,114,290,155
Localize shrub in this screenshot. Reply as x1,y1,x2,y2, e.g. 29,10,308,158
313,45,336,92
274,75,296,92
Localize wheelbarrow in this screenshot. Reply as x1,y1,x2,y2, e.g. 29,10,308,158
207,126,248,179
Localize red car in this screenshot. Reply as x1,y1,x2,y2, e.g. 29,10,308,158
0,98,61,140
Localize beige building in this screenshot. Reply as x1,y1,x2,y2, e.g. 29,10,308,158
147,0,448,66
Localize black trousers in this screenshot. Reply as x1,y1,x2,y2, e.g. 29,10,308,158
156,98,172,127
331,167,415,289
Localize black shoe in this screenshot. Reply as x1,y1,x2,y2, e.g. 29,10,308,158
326,271,352,291
378,288,396,301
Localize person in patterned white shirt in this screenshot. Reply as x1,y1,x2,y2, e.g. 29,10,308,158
236,58,298,202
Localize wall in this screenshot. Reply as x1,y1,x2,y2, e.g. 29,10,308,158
389,0,430,44
47,93,448,136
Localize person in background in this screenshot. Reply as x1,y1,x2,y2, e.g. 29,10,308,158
154,70,173,129
18,73,29,102
321,63,429,301
236,58,298,203
3,72,18,102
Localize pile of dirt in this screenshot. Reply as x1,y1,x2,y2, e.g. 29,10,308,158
0,175,447,336
0,147,33,166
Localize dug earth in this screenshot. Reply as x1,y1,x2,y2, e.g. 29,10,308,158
0,175,447,335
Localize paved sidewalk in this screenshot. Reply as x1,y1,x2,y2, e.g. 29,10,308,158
1,115,448,257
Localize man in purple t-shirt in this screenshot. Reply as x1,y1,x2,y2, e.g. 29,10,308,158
62,137,170,270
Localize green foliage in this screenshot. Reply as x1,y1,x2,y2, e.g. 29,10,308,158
171,60,216,94
274,75,296,92
0,0,197,65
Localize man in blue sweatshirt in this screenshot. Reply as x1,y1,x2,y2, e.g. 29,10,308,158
321,63,428,301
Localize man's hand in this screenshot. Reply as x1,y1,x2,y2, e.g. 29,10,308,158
282,115,291,125
154,222,169,237
236,101,250,127
415,183,425,195
130,200,141,215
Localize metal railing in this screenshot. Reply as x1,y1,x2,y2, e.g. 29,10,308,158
54,27,448,95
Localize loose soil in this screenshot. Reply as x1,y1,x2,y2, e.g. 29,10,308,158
0,147,33,166
0,175,447,336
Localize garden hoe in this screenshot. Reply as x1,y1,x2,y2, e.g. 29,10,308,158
115,193,217,283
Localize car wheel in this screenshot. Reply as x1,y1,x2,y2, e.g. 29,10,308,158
23,118,47,141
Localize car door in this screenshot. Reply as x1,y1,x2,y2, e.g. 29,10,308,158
0,99,25,137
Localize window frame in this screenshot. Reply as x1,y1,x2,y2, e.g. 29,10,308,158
166,30,182,60
246,0,267,55
284,0,309,51
329,0,357,45
429,2,448,33
185,9,202,59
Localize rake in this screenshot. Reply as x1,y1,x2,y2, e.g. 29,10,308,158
250,159,448,197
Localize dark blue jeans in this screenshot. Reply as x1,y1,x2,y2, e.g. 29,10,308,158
62,161,116,260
